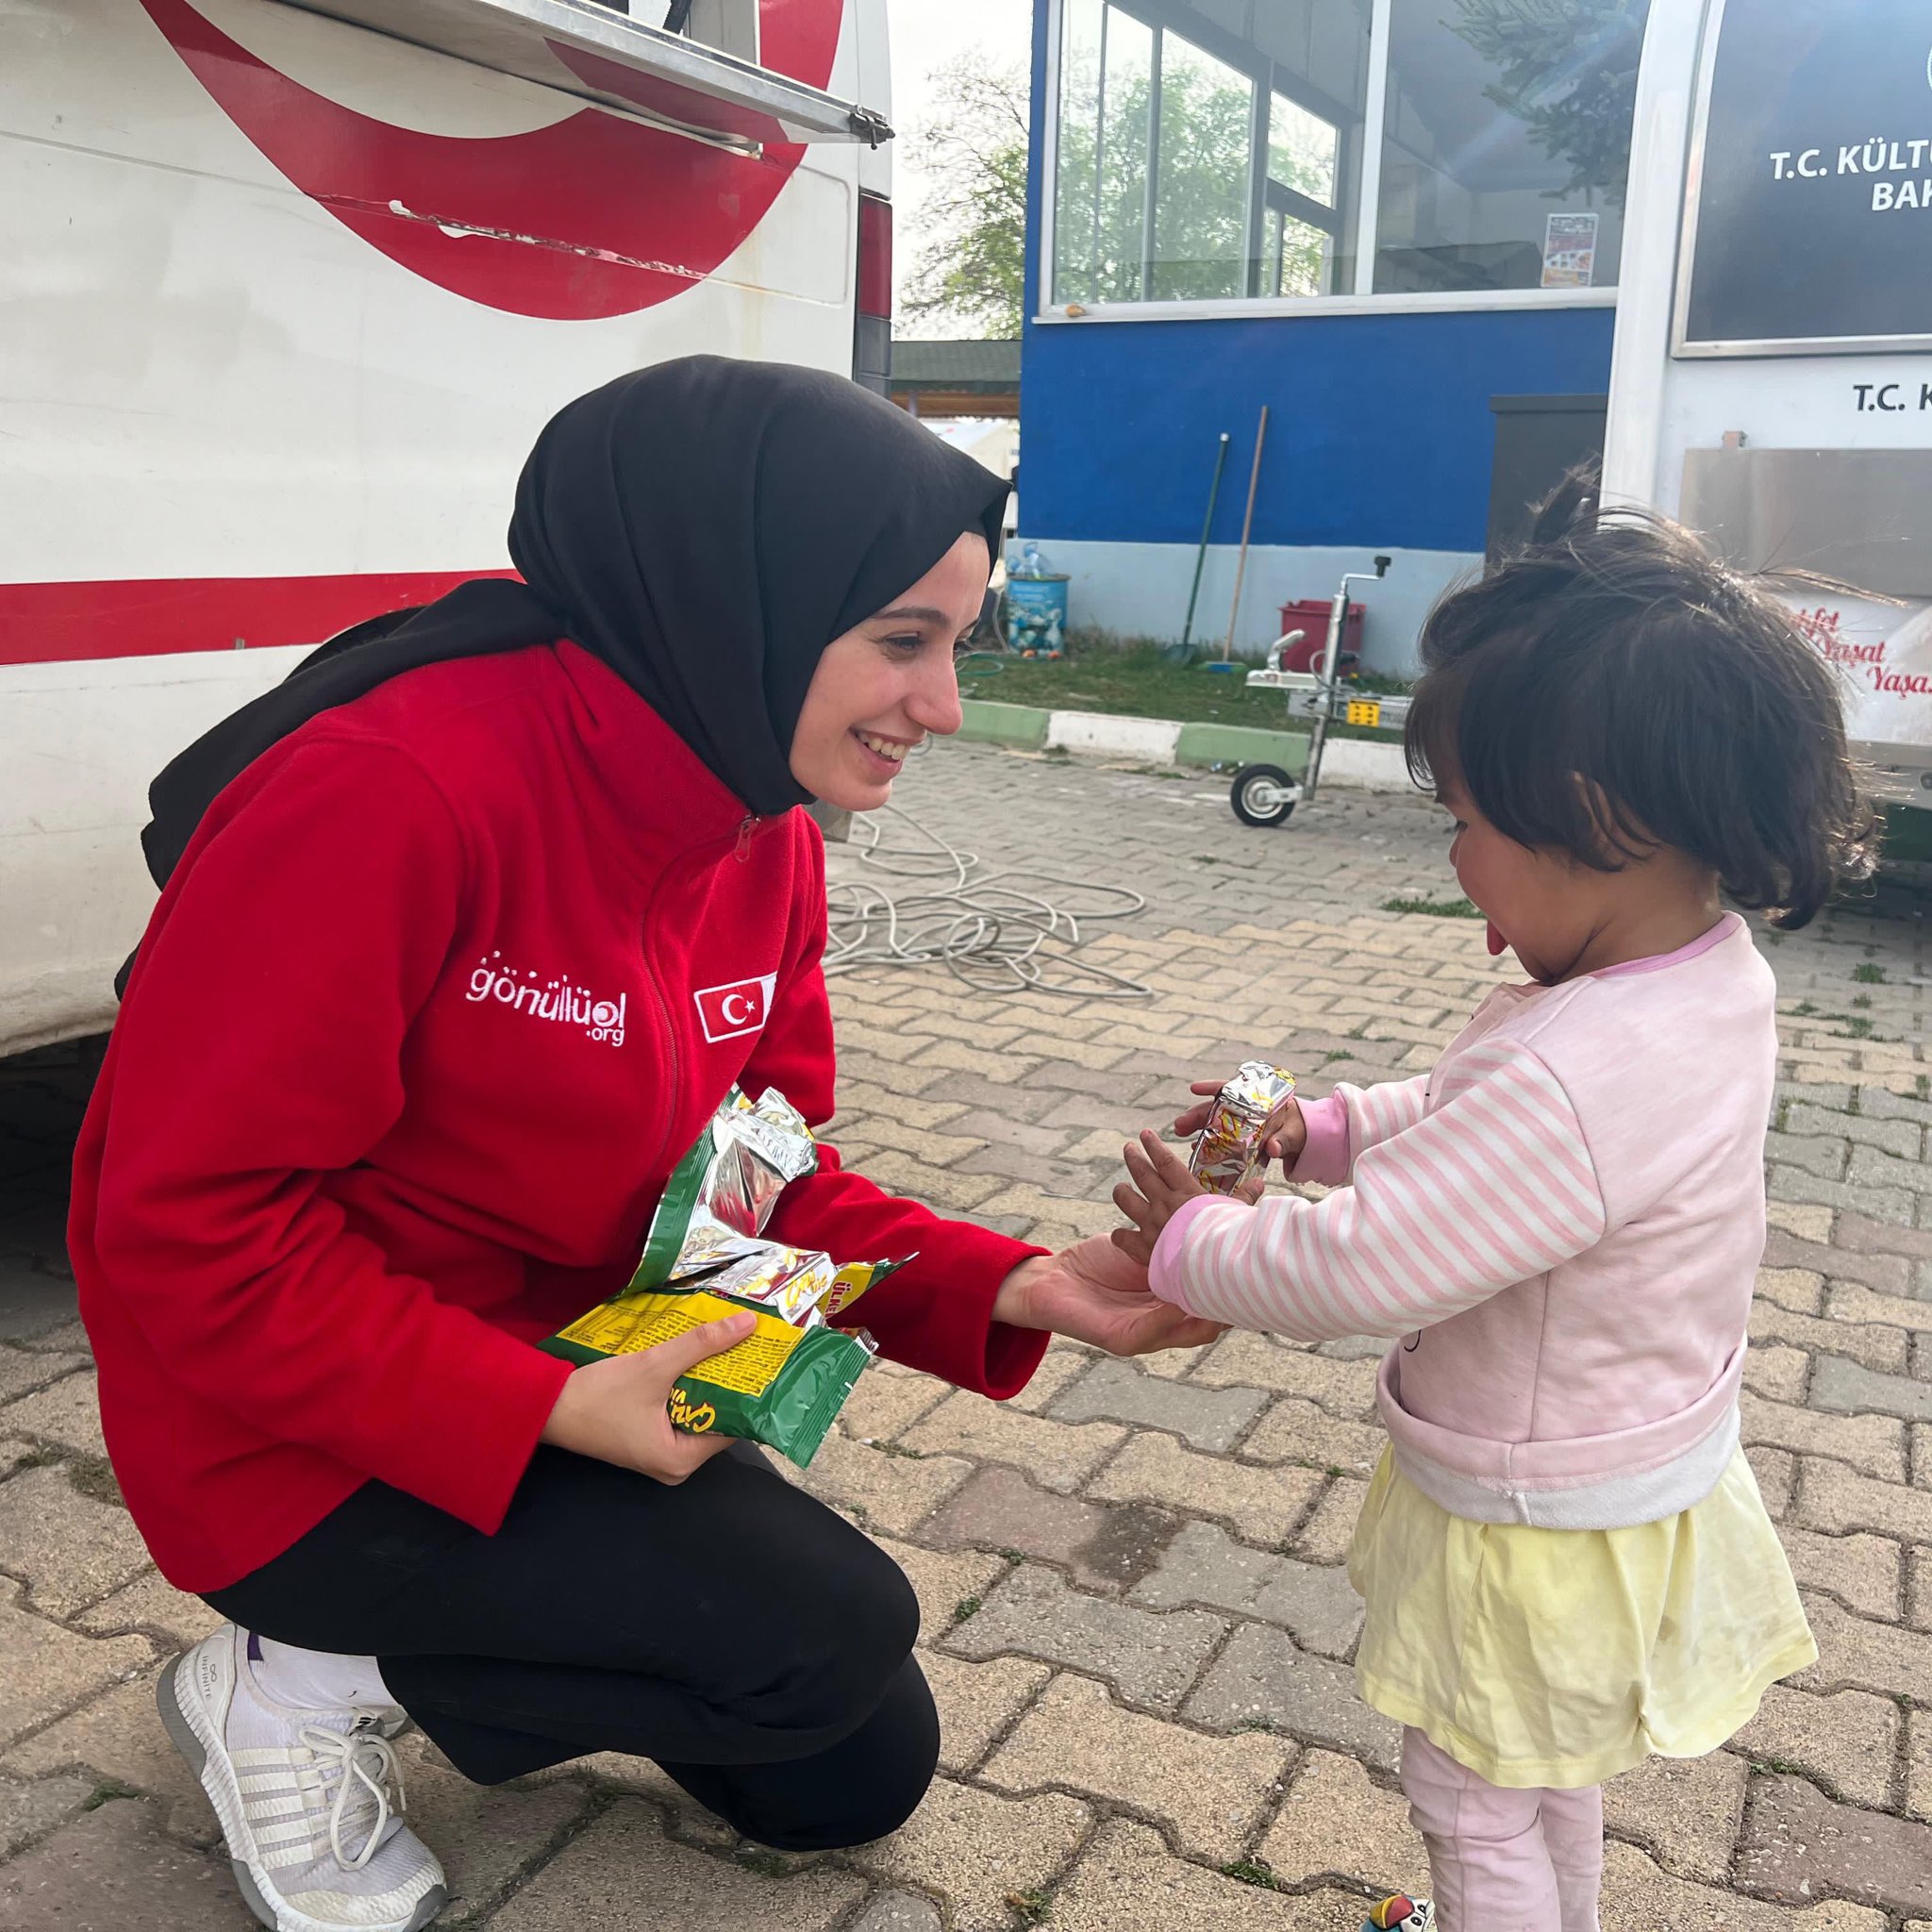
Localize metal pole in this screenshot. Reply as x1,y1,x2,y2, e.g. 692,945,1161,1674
1091,0,1108,296
1303,583,1350,798
1222,404,1269,662
1305,557,1389,799
1179,432,1230,651
1355,0,1393,295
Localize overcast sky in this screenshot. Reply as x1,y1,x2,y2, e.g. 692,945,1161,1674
886,0,1032,322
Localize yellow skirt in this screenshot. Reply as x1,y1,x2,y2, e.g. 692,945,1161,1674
1347,1446,1816,1790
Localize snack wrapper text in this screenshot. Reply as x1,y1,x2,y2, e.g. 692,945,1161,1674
541,1289,875,1469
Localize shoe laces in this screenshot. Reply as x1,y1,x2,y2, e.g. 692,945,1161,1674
295,1716,407,1872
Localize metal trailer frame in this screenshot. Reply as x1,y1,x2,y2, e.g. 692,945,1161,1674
1228,558,1399,826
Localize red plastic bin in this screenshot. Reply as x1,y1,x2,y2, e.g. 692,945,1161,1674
1275,599,1364,673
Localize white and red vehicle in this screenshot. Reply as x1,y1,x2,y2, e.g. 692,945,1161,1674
1606,0,1932,819
0,0,894,1056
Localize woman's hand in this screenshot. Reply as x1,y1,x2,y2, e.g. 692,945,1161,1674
540,1309,757,1483
992,1237,1223,1357
1174,1078,1307,1173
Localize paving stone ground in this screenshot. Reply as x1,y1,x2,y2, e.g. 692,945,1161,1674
2,738,1930,1928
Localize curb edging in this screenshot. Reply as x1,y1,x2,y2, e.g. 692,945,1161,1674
958,699,1412,792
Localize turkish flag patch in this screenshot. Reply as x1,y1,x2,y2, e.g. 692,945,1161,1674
693,974,778,1043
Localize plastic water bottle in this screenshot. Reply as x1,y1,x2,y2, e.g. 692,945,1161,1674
1014,542,1047,579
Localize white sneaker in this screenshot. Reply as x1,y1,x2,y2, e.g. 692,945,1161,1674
158,1624,448,1932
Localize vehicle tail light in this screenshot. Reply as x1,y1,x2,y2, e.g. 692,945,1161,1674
854,192,891,394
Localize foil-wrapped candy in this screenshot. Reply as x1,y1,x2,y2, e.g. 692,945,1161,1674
636,1086,819,1290
1190,1061,1296,1195
630,1084,908,1329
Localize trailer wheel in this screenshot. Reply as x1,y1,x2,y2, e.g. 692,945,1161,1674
1231,764,1298,827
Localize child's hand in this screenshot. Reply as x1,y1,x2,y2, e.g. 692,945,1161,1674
1174,1077,1308,1173
1112,1129,1211,1266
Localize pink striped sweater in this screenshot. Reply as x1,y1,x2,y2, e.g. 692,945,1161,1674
1150,915,1776,1529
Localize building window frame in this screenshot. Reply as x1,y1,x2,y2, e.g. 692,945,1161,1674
1037,0,1625,325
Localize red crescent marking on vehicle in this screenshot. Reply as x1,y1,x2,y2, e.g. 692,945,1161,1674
134,0,841,320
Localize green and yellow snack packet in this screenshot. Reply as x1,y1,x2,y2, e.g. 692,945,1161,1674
544,1083,911,1467
539,1288,875,1469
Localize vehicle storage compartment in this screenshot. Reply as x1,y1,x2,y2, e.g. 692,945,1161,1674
269,0,891,145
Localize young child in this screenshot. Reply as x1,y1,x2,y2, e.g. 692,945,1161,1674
1113,482,1875,1932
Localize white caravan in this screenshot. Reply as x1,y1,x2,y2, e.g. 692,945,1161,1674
0,0,893,1055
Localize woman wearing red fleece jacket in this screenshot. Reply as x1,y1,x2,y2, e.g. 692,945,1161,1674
70,361,1217,1932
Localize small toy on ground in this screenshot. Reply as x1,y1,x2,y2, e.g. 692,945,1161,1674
1362,1898,1434,1932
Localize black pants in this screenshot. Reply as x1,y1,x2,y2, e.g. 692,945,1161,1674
205,1442,935,1852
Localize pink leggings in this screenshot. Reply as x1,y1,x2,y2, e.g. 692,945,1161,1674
1401,1729,1603,1932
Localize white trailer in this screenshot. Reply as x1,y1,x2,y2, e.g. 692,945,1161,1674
1606,0,1932,817
0,0,894,1057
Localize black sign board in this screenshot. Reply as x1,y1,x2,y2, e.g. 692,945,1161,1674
1679,0,1932,355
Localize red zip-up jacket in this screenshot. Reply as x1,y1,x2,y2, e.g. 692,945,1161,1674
69,642,1046,1591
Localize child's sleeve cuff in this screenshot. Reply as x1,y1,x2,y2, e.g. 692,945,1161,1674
1148,1193,1225,1313
1293,1093,1352,1186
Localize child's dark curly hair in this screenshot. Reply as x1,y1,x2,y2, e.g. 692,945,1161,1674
1404,468,1878,929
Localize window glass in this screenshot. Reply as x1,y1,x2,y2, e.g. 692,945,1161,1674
1048,0,1639,308
1373,0,1648,294
1266,91,1342,295
1052,0,1157,304
1148,32,1255,302
1052,0,1367,307
1269,92,1336,209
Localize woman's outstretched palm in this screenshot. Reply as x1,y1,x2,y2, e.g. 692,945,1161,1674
1006,1236,1224,1357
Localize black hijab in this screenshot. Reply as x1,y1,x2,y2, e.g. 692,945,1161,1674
134,356,1008,895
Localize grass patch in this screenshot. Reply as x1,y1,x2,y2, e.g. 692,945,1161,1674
1006,1887,1054,1925
1381,895,1483,919
953,1596,983,1624
1855,962,1887,984
66,1453,125,1507
82,1778,140,1812
1219,1859,1282,1890
1854,994,1872,1009
736,1850,791,1879
969,641,1397,739
1843,1016,1875,1040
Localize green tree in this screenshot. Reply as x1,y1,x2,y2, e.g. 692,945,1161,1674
1451,0,1650,209
903,59,1028,338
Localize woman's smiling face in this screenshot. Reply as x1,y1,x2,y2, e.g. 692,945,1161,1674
786,531,991,811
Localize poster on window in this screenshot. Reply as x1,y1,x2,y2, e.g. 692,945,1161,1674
1541,213,1599,289
1680,0,1932,353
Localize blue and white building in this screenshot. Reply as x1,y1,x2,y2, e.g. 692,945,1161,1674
1018,0,1644,672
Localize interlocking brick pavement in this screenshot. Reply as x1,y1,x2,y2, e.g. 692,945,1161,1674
2,737,1930,1927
